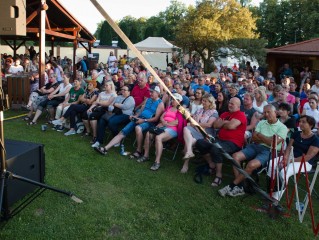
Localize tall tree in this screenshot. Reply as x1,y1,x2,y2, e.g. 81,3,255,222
99,21,116,46
158,0,187,40
176,0,265,72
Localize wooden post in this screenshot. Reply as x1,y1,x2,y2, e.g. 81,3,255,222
73,35,77,80
39,1,47,87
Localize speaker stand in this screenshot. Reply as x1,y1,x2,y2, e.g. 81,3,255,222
0,99,82,221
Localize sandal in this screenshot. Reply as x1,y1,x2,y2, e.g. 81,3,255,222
183,152,195,161
21,105,30,111
27,121,37,125
137,156,149,163
211,177,222,187
94,146,108,155
129,151,142,159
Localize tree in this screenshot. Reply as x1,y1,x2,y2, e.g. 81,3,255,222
176,0,266,72
256,0,319,48
93,20,104,39
99,21,115,46
158,0,187,40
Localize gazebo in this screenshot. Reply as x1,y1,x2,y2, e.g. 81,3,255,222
266,38,319,83
0,0,95,107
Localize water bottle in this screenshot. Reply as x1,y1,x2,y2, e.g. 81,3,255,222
120,143,127,156
295,201,304,213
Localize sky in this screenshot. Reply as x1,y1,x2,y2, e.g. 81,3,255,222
59,0,261,34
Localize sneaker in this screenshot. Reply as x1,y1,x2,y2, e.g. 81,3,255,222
91,141,100,148
113,143,120,147
56,125,65,132
228,186,245,197
64,129,76,136
150,162,160,171
218,185,232,197
52,119,63,126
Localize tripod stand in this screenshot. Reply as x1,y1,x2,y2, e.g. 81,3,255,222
0,97,82,220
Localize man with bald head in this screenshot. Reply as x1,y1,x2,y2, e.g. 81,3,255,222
195,97,247,187
219,104,288,197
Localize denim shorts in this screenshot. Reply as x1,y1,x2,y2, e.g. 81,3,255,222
165,127,178,138
121,120,154,136
241,143,271,167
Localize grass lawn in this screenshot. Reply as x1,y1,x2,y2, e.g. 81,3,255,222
0,109,318,239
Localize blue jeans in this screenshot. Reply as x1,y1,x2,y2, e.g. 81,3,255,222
96,113,130,143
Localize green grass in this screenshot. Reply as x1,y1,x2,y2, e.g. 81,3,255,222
0,109,318,239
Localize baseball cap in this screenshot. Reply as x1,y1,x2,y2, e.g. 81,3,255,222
172,93,183,102
150,86,161,94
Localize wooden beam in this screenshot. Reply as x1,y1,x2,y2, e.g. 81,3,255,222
27,28,76,40
3,40,14,50
39,1,46,87
79,42,90,53
16,40,26,51
45,14,51,30
50,0,81,28
50,27,81,32
26,10,39,25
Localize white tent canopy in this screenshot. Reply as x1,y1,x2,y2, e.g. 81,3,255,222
134,37,179,53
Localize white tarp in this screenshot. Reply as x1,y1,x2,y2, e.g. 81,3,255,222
134,37,179,53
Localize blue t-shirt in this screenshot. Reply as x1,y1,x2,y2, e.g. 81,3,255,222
192,84,210,93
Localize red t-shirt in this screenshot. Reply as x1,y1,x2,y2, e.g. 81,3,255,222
218,110,247,148
131,85,150,107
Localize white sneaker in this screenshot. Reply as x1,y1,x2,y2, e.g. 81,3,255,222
64,129,76,136
52,119,63,126
228,186,245,197
218,185,232,197
91,141,100,148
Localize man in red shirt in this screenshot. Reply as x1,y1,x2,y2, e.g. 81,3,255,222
130,72,150,111
195,97,246,187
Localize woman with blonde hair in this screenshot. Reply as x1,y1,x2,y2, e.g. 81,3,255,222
253,86,268,113
267,84,283,103
83,80,117,143
181,93,219,173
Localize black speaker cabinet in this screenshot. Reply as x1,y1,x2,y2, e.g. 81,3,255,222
3,139,45,208
0,0,26,36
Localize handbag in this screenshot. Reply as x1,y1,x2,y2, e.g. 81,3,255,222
148,126,165,135
112,96,130,115
92,106,106,112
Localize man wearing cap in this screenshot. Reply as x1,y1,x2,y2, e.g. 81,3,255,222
94,85,164,157
191,76,210,95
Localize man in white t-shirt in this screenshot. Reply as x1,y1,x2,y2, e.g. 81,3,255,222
311,79,319,95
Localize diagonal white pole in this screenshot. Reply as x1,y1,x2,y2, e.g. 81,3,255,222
89,0,280,207
89,0,199,125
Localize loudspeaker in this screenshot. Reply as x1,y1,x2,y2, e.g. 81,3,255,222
3,139,45,208
0,0,26,36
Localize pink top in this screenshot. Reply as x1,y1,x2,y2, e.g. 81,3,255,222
163,107,178,132
286,93,296,104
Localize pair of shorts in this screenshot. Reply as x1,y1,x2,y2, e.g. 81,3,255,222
165,127,177,138
241,143,271,167
121,120,154,136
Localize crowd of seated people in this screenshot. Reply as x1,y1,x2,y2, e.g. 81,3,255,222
2,50,319,201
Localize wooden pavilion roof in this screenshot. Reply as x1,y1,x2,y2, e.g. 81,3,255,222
267,38,319,56
1,0,95,43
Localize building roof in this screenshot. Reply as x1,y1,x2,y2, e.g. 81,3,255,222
267,38,319,55
1,0,95,43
